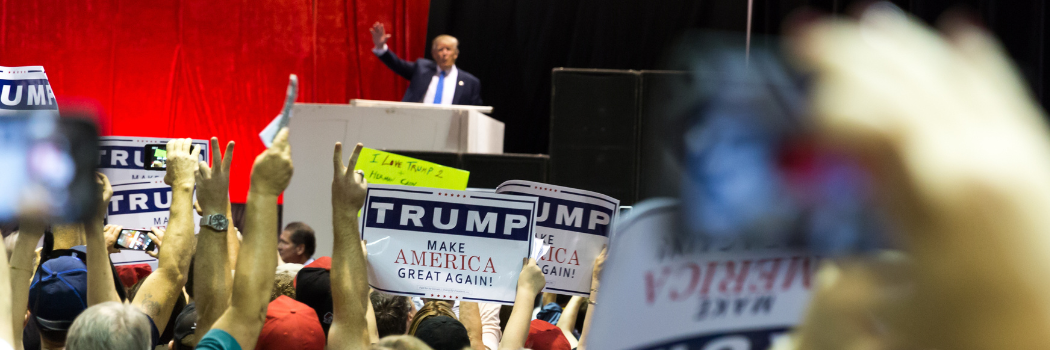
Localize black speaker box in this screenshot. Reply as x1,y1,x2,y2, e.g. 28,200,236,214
549,68,642,204
638,70,693,201
460,153,549,188
549,68,690,205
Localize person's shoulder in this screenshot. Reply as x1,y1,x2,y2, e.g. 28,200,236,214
417,58,436,68
197,329,242,350
457,69,480,84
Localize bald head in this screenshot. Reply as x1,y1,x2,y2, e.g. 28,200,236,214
431,35,459,72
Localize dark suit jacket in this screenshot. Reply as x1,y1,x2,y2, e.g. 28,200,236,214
377,49,483,106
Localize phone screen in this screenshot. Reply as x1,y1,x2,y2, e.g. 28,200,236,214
116,229,154,251
0,114,99,222
144,144,167,170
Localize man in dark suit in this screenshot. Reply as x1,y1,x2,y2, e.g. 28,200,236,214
370,22,483,106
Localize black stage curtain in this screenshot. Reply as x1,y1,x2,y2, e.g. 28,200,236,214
427,0,1048,154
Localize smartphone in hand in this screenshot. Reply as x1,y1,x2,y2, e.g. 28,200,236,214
143,144,167,171
114,229,157,252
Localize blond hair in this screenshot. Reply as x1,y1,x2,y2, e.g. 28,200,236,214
432,35,459,52
408,300,457,335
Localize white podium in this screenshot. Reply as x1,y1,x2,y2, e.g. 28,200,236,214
284,101,502,258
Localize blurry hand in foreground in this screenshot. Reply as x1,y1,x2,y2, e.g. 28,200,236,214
791,3,1050,349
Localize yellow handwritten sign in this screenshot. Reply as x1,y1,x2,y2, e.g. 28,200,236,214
354,148,469,190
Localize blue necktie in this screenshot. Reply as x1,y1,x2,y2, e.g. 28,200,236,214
433,70,447,104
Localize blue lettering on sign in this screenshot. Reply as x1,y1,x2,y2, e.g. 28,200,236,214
364,197,533,241
501,191,614,236
98,146,146,169
109,187,173,215
98,143,207,169
0,79,56,110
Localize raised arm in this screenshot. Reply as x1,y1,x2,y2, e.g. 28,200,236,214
371,22,416,80
0,226,11,346
556,296,584,349
225,199,239,285
86,173,121,306
366,299,379,343
131,138,200,331
577,245,605,350
327,142,371,350
51,223,85,250
207,128,292,349
85,225,122,305
193,138,235,339
9,220,43,350
370,22,391,52
499,258,545,350
459,301,487,350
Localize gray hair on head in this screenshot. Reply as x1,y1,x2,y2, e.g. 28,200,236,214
66,301,152,350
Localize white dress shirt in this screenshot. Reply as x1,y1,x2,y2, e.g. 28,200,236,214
374,44,459,105
421,65,458,105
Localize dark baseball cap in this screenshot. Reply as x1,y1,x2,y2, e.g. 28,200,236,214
414,316,470,350
172,302,197,349
28,246,89,331
295,257,333,335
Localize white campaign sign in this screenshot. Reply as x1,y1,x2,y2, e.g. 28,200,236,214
495,180,618,296
0,66,58,117
361,185,537,305
99,136,208,267
588,200,816,350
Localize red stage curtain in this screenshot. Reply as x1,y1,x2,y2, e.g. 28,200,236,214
0,0,430,203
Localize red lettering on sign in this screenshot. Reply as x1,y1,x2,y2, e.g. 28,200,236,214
643,256,815,305
719,260,753,294
446,254,458,270
783,256,813,289
412,250,426,266
568,251,579,265
645,266,671,305
395,251,497,273
699,261,718,296
752,258,783,292
670,262,701,301
482,258,497,273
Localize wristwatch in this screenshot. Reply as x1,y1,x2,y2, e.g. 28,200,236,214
199,214,229,231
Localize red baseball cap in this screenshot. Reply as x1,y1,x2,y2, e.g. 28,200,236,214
525,319,571,350
116,263,153,289
256,295,326,350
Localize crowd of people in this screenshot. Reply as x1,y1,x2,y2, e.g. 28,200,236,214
0,130,604,350
6,3,1050,350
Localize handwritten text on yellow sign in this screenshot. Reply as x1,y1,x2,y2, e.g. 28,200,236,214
354,148,469,190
